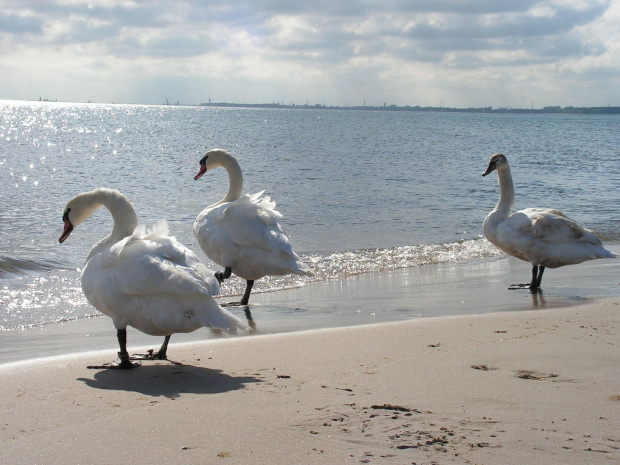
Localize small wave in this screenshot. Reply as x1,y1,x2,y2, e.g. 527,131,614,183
0,239,501,331
217,237,502,298
0,256,61,279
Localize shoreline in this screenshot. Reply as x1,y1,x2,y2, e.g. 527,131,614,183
0,291,615,373
1,252,619,365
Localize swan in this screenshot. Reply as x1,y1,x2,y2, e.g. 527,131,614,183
193,149,312,305
482,153,617,291
58,188,246,369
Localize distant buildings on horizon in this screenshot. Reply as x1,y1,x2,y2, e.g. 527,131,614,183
198,101,620,114
14,97,620,114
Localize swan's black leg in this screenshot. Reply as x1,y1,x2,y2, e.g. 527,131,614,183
240,280,254,305
215,267,232,283
528,266,545,292
220,277,255,307
157,335,171,360
116,328,136,369
529,266,538,290
536,266,545,288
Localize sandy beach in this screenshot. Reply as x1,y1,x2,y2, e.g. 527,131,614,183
1,297,618,464
1,252,619,464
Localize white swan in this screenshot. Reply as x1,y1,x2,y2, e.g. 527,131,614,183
193,149,312,305
59,188,246,368
482,153,617,290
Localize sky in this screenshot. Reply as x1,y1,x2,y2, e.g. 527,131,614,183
0,0,619,108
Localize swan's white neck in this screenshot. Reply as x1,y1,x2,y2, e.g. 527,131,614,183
492,166,515,217
86,189,139,261
214,155,243,205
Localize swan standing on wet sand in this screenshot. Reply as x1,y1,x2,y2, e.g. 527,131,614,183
193,149,312,306
482,153,617,291
59,188,246,369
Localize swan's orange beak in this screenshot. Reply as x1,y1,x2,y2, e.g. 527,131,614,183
194,161,207,180
59,211,73,243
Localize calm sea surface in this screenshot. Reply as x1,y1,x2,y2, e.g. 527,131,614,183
1,100,619,331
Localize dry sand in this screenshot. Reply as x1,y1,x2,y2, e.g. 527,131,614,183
1,295,619,464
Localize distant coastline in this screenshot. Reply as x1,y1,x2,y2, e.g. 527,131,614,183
4,98,619,114
199,102,620,115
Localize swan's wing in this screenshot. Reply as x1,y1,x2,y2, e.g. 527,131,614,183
96,222,220,297
124,243,219,297
515,208,602,246
209,193,295,256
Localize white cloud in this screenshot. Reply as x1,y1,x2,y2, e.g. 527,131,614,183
0,0,618,107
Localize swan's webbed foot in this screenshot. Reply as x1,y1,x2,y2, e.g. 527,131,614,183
508,283,527,289
131,335,170,361
508,283,535,290
130,349,167,361
508,266,544,293
508,283,542,293
87,352,140,370
116,352,140,368
221,297,251,307
221,300,246,307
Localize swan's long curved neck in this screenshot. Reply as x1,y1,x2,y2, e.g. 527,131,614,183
106,193,139,240
493,167,515,217
86,189,139,261
217,156,244,205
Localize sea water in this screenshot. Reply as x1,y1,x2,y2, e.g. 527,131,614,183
1,100,619,332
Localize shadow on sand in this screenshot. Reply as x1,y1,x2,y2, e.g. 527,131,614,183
77,363,262,398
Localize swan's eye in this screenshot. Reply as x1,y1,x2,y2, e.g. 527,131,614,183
62,208,71,222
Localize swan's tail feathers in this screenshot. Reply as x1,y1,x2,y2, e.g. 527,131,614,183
249,191,283,218
293,258,314,276
220,309,248,335
146,219,172,240
201,303,248,334
596,245,618,259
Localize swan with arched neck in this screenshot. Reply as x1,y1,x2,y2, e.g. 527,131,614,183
59,187,246,368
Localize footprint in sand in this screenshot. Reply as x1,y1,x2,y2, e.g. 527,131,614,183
515,370,558,380
470,365,497,371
